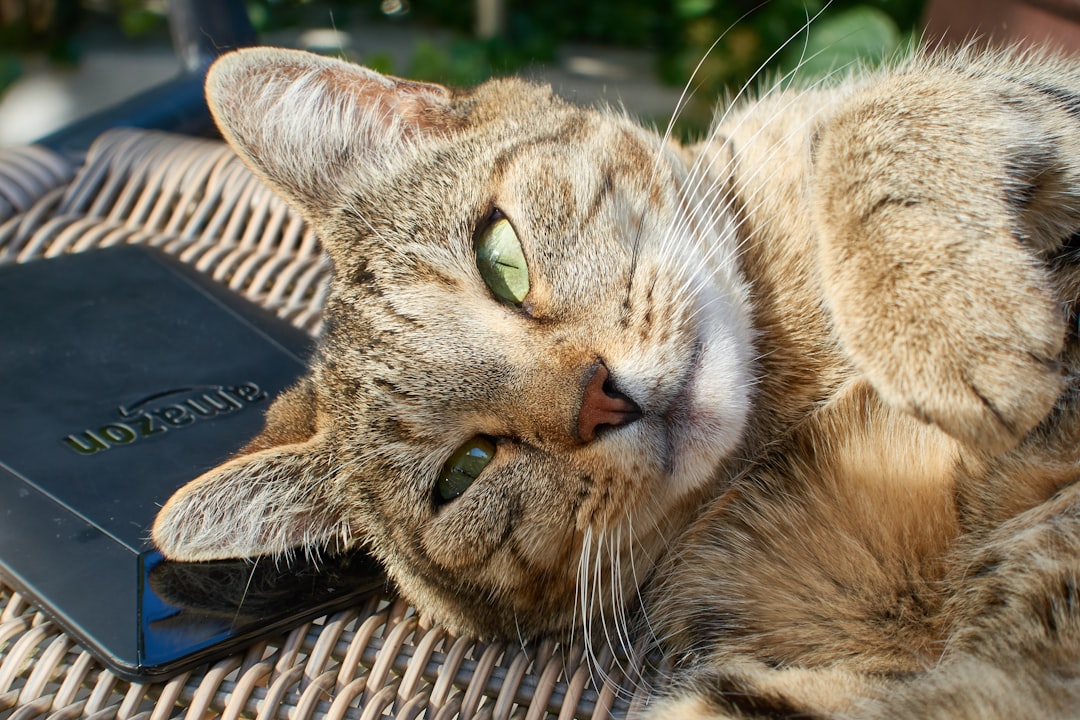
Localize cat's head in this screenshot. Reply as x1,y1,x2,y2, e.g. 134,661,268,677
152,47,754,638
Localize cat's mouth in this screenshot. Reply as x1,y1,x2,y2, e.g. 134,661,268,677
654,299,752,493
660,341,704,476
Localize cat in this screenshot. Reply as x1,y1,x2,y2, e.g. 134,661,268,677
151,42,1080,718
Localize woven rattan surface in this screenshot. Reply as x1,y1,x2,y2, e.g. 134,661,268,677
0,129,639,719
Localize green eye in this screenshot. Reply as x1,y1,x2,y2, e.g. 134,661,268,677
436,436,495,503
475,217,530,305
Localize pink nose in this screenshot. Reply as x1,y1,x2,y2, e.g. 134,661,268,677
577,362,642,443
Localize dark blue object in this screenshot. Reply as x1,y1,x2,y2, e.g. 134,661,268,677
0,246,384,680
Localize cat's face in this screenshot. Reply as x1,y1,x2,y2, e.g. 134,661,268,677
152,48,754,638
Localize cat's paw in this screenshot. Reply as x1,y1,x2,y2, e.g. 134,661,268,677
827,251,1064,455
811,85,1068,455
810,174,1067,455
867,293,1061,455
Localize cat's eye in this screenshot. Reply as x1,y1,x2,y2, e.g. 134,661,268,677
475,216,530,306
436,436,495,503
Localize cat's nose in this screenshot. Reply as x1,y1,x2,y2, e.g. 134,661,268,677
577,361,642,443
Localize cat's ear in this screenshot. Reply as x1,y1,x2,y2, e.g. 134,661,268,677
205,47,457,213
152,382,352,561
152,435,351,561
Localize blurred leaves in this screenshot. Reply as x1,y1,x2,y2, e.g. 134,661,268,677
668,1,920,90
0,54,21,98
0,0,83,98
407,38,490,86
0,0,927,109
652,1,922,135
778,5,904,78
384,0,924,101
117,7,161,37
409,0,924,91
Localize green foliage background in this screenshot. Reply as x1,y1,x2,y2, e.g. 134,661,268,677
391,0,927,131
404,0,925,87
1,0,928,112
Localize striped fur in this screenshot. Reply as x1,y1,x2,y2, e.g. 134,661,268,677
153,46,1080,716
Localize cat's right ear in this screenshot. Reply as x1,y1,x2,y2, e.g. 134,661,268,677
151,433,353,561
205,47,457,214
152,381,354,561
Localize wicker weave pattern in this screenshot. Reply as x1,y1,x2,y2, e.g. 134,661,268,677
0,130,639,719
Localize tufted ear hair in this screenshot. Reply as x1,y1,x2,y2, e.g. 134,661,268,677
152,380,353,561
205,47,457,216
151,434,353,561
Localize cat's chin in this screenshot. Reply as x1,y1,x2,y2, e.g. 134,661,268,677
659,269,754,495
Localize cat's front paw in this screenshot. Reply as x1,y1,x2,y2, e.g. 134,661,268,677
895,330,1061,455
824,246,1064,455
810,88,1069,455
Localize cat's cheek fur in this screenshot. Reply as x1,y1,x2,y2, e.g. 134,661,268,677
420,487,515,569
654,222,756,495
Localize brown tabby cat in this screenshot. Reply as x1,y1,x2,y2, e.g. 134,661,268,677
152,42,1080,717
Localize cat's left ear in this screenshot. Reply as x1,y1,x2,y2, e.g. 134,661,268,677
205,47,457,214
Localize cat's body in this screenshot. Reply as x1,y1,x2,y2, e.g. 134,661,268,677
152,44,1080,717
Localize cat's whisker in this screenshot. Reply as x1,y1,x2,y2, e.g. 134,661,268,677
592,526,618,685
512,611,530,659
630,1,827,308
664,55,853,266
610,525,638,670
663,1,835,217
654,61,852,290
626,5,770,309
677,147,821,306
580,525,616,684
585,522,648,696
620,513,662,696
687,44,857,210
785,1,817,94
581,533,604,688
574,525,593,652
563,523,584,651
606,527,623,653
711,0,834,132
592,529,620,689
651,1,773,176
649,0,828,205
580,499,692,700
666,69,852,310
607,551,644,702
232,556,260,629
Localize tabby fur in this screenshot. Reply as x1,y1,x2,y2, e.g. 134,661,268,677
152,44,1080,717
